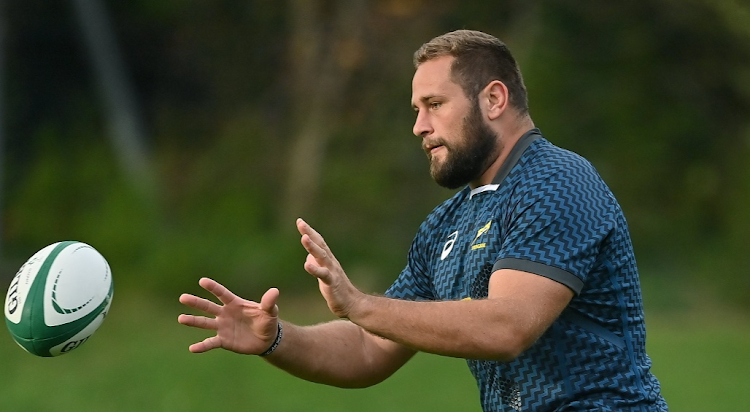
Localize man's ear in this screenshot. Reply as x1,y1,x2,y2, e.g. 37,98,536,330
484,80,509,120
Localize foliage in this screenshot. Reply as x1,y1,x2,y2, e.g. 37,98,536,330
2,0,749,307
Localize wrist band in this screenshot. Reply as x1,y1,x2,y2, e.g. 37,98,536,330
259,322,283,357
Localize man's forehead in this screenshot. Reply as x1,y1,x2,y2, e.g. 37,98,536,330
413,56,454,85
411,56,459,103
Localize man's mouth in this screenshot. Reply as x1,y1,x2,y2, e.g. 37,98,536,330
423,141,446,156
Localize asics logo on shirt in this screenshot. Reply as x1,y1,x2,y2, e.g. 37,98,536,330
441,231,459,260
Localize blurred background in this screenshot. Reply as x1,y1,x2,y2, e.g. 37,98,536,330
0,0,748,411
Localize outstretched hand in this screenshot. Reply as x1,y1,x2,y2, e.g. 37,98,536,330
178,277,280,354
297,218,363,318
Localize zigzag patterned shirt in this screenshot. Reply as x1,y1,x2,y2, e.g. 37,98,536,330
385,129,668,411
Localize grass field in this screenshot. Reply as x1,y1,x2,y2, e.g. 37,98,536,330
1,290,748,411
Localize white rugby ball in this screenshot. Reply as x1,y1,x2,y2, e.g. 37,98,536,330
4,241,113,357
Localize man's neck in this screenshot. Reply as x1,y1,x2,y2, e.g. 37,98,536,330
470,117,535,189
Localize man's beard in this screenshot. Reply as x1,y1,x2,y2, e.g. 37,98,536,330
428,100,500,189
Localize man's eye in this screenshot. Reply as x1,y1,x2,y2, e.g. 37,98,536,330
430,102,442,109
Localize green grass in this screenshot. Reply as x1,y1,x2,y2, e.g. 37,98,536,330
647,310,750,411
1,290,748,411
0,291,480,411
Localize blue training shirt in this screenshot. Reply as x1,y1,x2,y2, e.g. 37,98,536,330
385,129,667,411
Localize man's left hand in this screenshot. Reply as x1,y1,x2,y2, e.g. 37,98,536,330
297,218,363,318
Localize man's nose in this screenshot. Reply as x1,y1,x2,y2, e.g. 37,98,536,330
413,111,433,137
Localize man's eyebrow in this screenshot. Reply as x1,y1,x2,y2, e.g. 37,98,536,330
411,94,439,109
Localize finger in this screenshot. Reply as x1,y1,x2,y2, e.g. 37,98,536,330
179,293,223,316
178,314,218,330
260,288,280,317
304,254,331,281
189,336,222,353
301,234,329,261
297,219,329,252
296,218,309,236
199,277,239,306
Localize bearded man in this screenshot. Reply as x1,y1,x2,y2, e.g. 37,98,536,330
179,29,668,412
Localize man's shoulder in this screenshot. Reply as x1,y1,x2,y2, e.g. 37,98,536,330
525,138,597,173
512,138,609,193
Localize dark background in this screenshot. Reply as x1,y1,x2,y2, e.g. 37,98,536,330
2,0,748,311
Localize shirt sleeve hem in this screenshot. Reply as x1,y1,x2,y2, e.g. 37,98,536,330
493,257,584,294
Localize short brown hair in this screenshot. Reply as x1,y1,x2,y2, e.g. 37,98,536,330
414,30,529,114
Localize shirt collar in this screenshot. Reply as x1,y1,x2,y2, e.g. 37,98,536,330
491,128,542,185
469,128,542,198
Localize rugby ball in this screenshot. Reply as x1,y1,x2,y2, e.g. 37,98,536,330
4,241,113,357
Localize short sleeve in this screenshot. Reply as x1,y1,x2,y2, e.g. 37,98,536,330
493,159,616,294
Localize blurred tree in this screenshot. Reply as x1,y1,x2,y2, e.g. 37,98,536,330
71,0,155,200
280,0,368,226
1,0,748,306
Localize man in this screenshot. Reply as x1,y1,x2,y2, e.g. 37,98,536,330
178,30,668,411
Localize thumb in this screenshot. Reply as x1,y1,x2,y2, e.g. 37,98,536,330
260,287,280,317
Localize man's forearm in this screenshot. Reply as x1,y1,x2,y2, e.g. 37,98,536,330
347,295,527,361
345,270,574,362
263,319,414,388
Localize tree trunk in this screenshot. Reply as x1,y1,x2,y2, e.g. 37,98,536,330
70,0,155,201
280,0,368,227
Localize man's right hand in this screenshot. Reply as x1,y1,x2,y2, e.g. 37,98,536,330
178,277,280,355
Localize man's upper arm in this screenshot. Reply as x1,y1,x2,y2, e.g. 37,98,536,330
488,268,574,351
